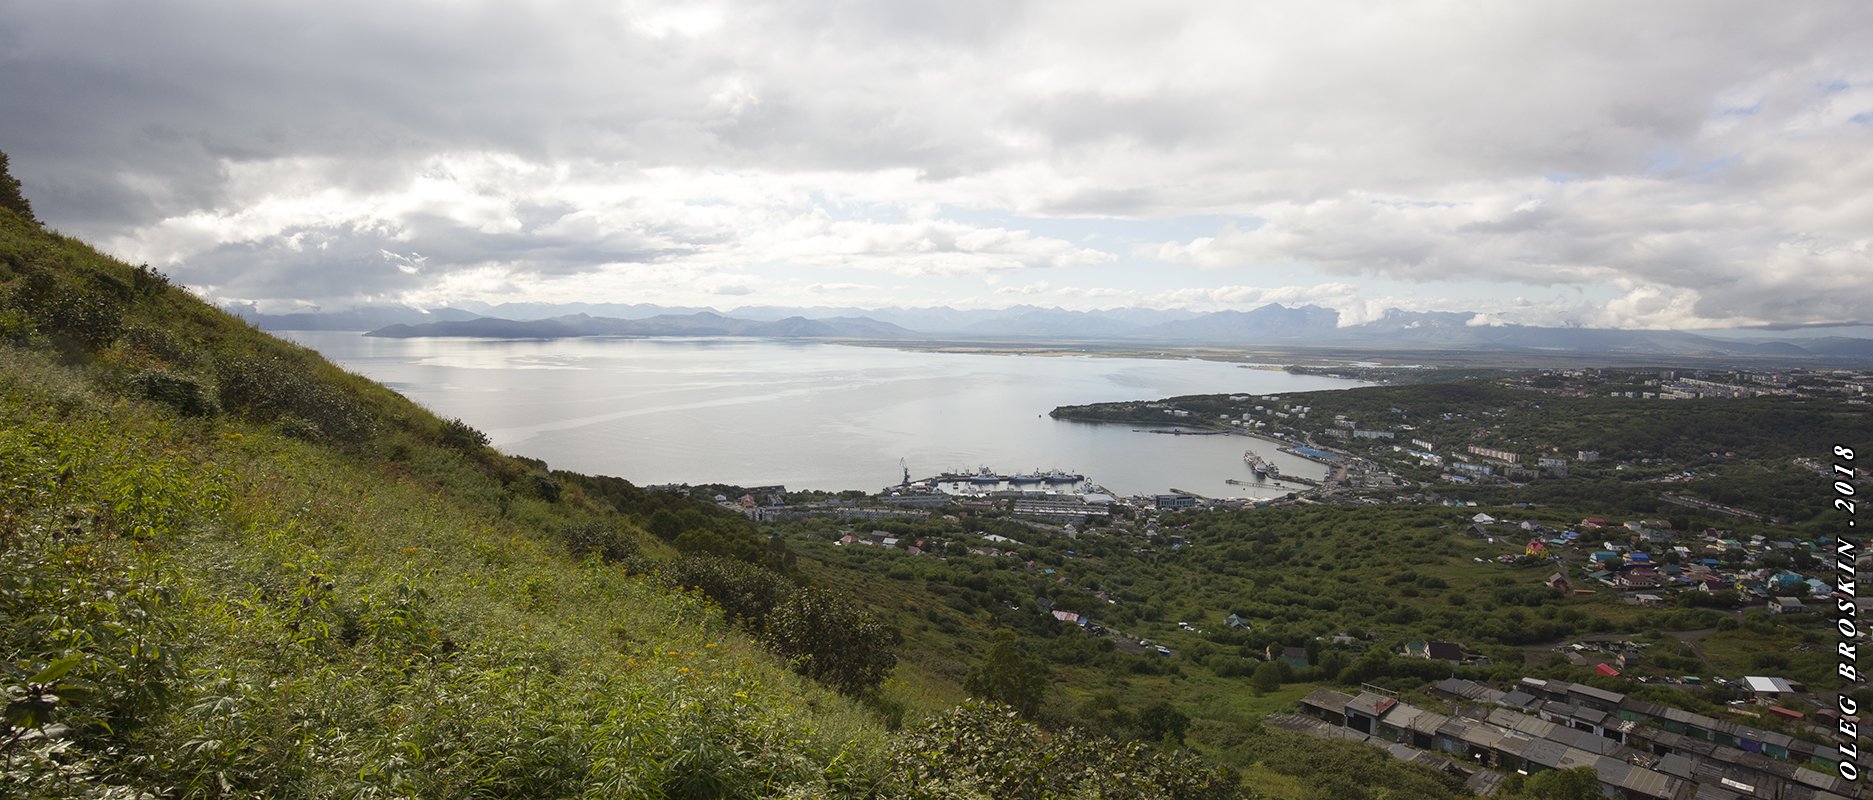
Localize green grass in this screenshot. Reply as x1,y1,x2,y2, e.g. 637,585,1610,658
0,184,1277,798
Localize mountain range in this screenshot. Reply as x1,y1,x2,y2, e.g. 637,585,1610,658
365,311,917,340
235,302,1873,361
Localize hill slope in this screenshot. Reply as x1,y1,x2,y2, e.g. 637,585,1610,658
0,159,1254,798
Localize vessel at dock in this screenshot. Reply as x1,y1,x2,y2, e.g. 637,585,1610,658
907,467,1095,497
1243,450,1279,479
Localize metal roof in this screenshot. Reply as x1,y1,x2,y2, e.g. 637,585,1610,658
1656,753,1696,779
1499,689,1539,709
1566,683,1627,707
1346,692,1399,719
1519,738,1569,768
1407,710,1450,736
1300,688,1354,715
1614,764,1680,799
1741,675,1796,694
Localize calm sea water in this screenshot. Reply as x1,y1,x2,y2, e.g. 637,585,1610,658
280,332,1369,497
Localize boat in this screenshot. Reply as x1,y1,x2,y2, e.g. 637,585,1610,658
969,467,1002,485
1244,450,1270,479
1007,472,1046,485
1042,470,1083,483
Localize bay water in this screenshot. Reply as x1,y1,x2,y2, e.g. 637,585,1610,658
281,332,1369,498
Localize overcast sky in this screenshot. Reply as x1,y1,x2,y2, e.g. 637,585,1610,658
3,1,1869,328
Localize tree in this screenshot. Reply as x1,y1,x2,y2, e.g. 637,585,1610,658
1506,766,1602,799
1138,700,1190,745
1251,660,1284,694
647,509,683,541
0,150,34,222
760,586,898,695
964,630,1050,719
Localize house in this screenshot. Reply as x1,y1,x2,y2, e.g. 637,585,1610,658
1344,692,1399,735
1615,573,1660,590
1405,640,1464,662
1769,597,1807,615
1267,645,1309,670
1427,641,1465,663
1545,573,1572,592
1741,676,1801,699
1225,613,1250,630
1300,688,1354,726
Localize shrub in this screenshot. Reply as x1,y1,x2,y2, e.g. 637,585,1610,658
217,354,373,443
129,371,216,417
13,269,124,357
557,521,640,564
760,586,898,696
887,701,1245,800
440,417,489,451
660,556,784,626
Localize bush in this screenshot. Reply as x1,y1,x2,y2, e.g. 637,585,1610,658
760,586,898,696
440,417,489,451
129,371,216,417
887,701,1245,800
557,521,640,564
217,354,373,443
13,269,124,357
660,556,784,626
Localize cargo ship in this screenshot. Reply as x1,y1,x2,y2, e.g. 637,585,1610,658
1244,450,1280,479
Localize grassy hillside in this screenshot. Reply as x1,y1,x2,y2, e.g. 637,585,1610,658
0,161,1247,798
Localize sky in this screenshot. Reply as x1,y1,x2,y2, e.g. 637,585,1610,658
1,1,1870,329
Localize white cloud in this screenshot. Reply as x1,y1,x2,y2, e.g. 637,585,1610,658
1,1,1868,326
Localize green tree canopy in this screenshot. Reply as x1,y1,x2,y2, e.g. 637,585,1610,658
760,586,899,695
964,629,1051,719
1507,766,1603,800
0,150,34,222
1251,660,1284,694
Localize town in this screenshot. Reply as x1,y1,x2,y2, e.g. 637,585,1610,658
637,368,1866,797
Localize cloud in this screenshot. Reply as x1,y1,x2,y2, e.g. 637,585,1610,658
0,1,1868,325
